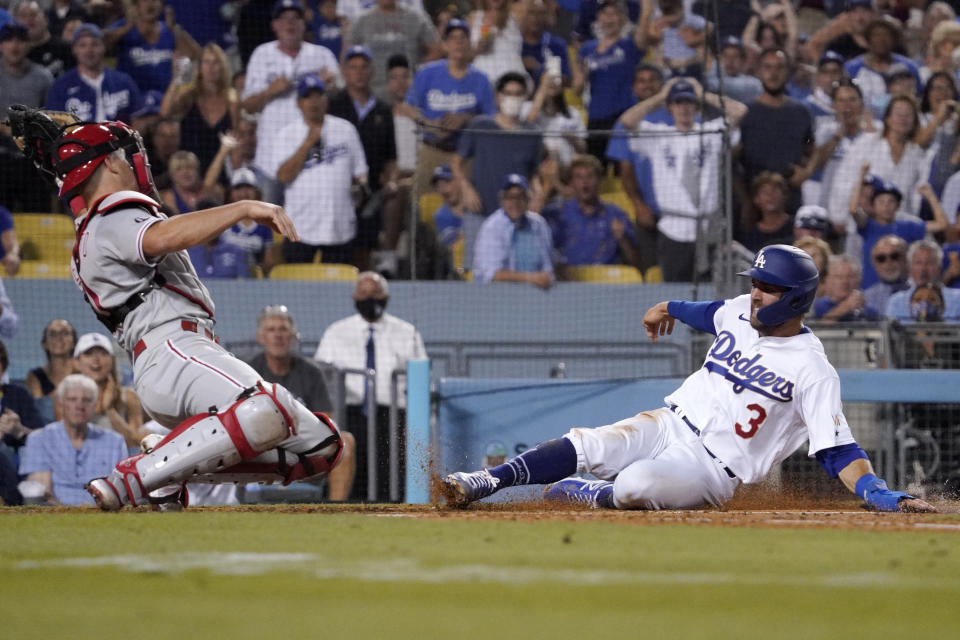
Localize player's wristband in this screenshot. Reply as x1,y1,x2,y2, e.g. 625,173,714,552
855,473,914,512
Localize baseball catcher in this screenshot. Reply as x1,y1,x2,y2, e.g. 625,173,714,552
6,105,344,509
443,245,937,513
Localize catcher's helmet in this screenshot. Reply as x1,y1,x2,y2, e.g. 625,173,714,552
55,121,155,214
738,244,819,326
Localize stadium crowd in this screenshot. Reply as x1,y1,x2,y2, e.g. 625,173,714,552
4,0,960,503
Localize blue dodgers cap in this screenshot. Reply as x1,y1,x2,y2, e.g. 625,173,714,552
344,44,372,61
444,18,469,37
667,79,698,103
72,22,103,44
847,0,872,8
818,50,844,67
872,178,903,202
0,21,29,42
272,0,305,19
431,164,453,183
132,90,163,119
296,73,325,97
501,173,530,192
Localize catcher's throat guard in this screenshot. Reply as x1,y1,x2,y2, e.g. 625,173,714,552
5,105,158,215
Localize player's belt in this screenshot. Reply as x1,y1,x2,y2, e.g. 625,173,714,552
669,405,737,480
132,320,219,362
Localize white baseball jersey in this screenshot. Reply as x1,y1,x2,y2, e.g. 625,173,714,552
628,118,738,242
665,294,856,483
267,115,368,245
72,191,214,352
243,41,342,177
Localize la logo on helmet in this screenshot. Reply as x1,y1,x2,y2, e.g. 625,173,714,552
754,252,766,269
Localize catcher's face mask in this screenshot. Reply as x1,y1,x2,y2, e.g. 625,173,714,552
55,121,156,215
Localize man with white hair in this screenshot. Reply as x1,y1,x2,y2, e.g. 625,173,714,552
886,239,960,321
249,304,356,501
315,271,425,501
18,374,127,506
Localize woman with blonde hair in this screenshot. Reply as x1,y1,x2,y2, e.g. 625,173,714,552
160,150,214,214
160,42,237,171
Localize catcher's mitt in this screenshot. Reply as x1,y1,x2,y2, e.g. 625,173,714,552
4,105,80,190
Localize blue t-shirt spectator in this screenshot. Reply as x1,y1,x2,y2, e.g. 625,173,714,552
858,218,926,288
578,36,644,120
457,116,544,216
434,204,462,248
406,60,495,148
311,9,342,59
108,19,176,94
46,67,142,123
812,296,881,321
18,422,128,506
188,239,252,279
221,221,273,263
0,207,13,261
520,32,571,87
551,198,637,265
165,0,233,49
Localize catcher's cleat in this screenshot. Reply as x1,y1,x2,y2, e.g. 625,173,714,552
441,469,500,507
86,477,125,511
148,484,189,511
543,478,614,509
85,455,150,510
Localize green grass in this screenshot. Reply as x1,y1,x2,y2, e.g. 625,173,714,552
1,509,958,639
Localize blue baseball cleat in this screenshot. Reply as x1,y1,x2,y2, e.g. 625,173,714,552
441,469,500,507
543,478,615,508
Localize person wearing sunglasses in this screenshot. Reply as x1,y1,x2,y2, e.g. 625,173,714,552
863,234,909,313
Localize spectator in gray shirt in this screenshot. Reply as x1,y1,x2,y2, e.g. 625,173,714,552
346,0,442,99
246,304,356,502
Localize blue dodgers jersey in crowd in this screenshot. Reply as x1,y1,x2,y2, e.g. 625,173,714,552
551,198,636,265
187,241,252,279
578,36,644,120
406,60,495,142
46,68,142,122
109,19,176,93
311,11,342,58
520,32,571,86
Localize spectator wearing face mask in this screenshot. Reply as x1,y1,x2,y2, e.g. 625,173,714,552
313,271,426,501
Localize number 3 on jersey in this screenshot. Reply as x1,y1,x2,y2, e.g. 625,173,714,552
735,404,767,438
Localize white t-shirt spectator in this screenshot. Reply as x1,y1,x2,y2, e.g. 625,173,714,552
268,115,368,245
243,41,342,177
629,118,737,242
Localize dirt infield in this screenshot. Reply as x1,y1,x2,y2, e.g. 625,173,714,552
7,500,958,533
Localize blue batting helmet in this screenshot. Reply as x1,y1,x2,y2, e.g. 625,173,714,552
738,244,819,326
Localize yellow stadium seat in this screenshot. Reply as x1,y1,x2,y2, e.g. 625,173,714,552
449,236,465,272
14,213,75,262
600,192,635,222
566,264,644,283
644,265,663,283
419,193,444,228
17,260,72,279
269,263,359,281
599,167,623,195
